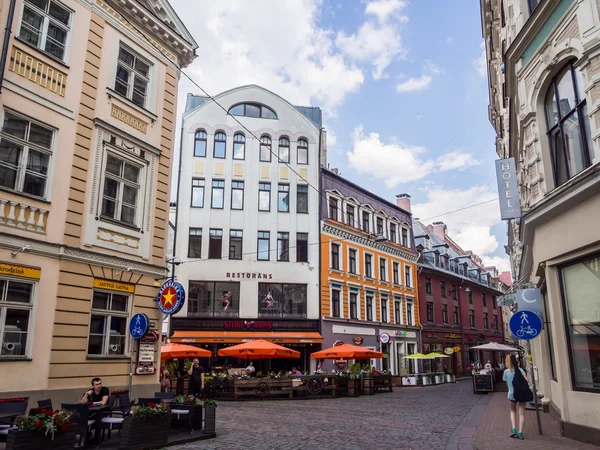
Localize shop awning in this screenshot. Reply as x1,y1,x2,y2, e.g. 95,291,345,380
171,331,323,344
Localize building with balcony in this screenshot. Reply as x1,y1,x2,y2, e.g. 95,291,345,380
320,169,420,375
0,0,197,402
169,87,325,373
413,221,505,376
482,0,600,444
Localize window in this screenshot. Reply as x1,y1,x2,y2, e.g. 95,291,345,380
231,181,244,210
346,205,355,227
332,290,340,317
88,290,129,356
366,295,373,321
441,282,446,298
482,294,487,308
278,137,290,163
233,133,245,160
379,258,387,281
194,130,207,157
405,265,412,287
188,228,202,258
493,315,498,331
213,132,226,159
545,62,593,187
425,278,432,294
493,297,497,309
260,135,272,162
389,223,396,243
277,232,289,262
349,292,358,319
19,0,71,61
329,197,339,221
258,183,271,211
278,184,289,212
208,229,222,259
211,180,224,209
0,111,54,198
114,46,150,108
228,103,277,119
393,262,399,284
188,281,240,317
469,310,475,327
452,285,457,300
376,217,384,236
191,179,204,208
560,254,600,391
483,312,489,329
362,211,370,232
402,228,408,247
442,304,449,324
101,154,141,225
296,233,308,263
453,306,459,325
381,298,388,322
229,230,242,260
468,291,473,304
394,300,401,324
331,243,340,270
257,231,270,261
427,302,434,322
365,254,373,278
297,185,308,213
259,283,307,318
349,249,357,274
297,138,308,164
406,301,413,325
0,279,34,357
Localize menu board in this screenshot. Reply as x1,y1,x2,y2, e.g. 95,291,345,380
136,331,158,375
473,374,494,393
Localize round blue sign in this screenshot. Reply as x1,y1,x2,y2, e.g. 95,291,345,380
129,313,150,339
509,310,542,341
157,280,185,315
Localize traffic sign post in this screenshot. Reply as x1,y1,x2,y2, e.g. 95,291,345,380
509,310,543,435
128,313,150,396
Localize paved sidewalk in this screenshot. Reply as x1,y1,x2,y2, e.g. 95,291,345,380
472,392,598,450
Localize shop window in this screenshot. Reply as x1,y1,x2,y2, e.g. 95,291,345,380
88,291,129,356
258,283,307,318
188,281,240,317
0,280,34,358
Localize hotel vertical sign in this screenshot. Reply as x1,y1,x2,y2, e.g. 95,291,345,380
495,158,521,220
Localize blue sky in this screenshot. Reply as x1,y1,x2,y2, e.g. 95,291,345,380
171,0,508,272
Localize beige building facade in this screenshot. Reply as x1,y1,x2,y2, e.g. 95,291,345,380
482,0,600,444
0,0,196,404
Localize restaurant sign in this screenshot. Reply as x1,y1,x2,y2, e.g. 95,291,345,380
224,320,273,330
0,263,41,279
226,272,273,279
445,333,461,340
136,330,158,375
353,336,364,345
495,157,521,220
93,278,135,293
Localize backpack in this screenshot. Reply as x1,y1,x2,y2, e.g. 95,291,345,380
512,367,533,403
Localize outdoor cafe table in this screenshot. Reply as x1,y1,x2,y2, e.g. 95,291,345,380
88,404,109,445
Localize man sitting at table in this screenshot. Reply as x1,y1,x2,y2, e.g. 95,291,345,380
80,377,110,406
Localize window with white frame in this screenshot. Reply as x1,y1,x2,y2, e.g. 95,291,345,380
406,300,414,325
0,279,34,358
114,46,151,108
101,153,142,226
394,298,402,324
88,290,129,356
381,297,388,322
349,292,358,319
332,289,341,317
404,265,412,287
379,257,387,281
19,0,71,61
0,111,54,198
366,293,374,321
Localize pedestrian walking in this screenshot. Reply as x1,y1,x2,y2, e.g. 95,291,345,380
503,354,528,440
188,358,204,398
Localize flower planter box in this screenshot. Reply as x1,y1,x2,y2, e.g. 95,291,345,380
347,378,360,397
373,374,393,393
203,405,216,435
170,403,202,430
402,376,417,386
118,414,171,450
445,374,455,383
6,428,76,450
434,374,445,384
361,376,374,395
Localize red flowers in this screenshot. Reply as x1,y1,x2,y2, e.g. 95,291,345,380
34,421,42,429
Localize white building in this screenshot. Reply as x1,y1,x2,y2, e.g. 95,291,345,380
170,85,325,371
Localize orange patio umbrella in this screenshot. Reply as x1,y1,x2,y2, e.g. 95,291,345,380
310,343,384,360
217,339,300,359
161,343,212,360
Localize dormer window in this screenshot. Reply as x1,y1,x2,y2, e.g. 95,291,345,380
228,103,277,119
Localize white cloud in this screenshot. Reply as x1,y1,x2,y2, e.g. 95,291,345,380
474,41,487,77
446,37,454,44
416,114,424,120
326,127,337,148
365,0,407,22
435,150,481,171
396,74,432,92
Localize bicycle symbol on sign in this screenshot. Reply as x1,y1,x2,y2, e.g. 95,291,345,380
516,326,538,338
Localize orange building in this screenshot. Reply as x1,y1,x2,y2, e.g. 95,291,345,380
320,168,420,375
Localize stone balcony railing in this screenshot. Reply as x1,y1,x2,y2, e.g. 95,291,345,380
0,199,48,233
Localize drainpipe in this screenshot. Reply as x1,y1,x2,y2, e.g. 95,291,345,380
172,121,185,281
0,0,17,94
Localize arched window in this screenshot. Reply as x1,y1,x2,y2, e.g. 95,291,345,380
233,133,245,160
213,131,226,159
278,136,290,163
297,138,308,165
194,130,207,157
228,103,277,119
260,135,272,162
544,62,594,186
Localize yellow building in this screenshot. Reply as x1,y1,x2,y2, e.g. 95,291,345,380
0,0,196,403
320,168,420,375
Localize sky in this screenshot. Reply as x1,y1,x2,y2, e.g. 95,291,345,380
168,0,509,273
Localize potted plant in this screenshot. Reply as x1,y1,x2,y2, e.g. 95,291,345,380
118,402,171,450
172,394,202,430
347,364,361,397
203,399,217,435
7,408,75,450
445,370,455,383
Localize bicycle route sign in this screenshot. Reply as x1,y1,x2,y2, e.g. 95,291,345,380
509,310,542,341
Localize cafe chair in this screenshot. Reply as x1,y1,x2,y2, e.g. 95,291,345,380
170,403,193,431
61,403,95,447
0,398,29,442
37,399,53,410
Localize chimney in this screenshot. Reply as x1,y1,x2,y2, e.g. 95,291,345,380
395,193,411,213
331,168,339,175
431,221,447,241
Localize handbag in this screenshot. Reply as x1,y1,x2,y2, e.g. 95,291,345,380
512,367,533,403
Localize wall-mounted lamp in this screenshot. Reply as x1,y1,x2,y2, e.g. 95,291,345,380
11,244,30,259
